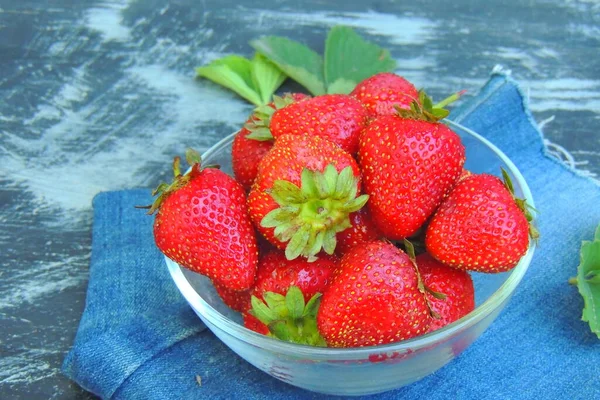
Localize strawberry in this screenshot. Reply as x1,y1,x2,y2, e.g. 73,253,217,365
317,241,432,347
243,313,270,335
268,94,369,154
358,92,465,240
253,250,336,303
335,208,382,256
350,72,419,117
245,250,337,339
232,93,309,190
425,170,537,272
248,134,368,260
149,150,258,290
231,127,273,191
417,253,475,331
214,283,252,313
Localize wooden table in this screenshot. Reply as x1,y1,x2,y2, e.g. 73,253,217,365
1,0,598,398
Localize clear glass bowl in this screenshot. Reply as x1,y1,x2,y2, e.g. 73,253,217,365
165,120,536,396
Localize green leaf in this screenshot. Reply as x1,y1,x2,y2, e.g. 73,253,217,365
322,165,338,197
303,293,322,317
286,225,311,260
327,78,357,95
576,223,600,338
322,229,337,255
324,26,396,93
343,194,369,213
269,320,292,341
250,36,326,96
285,286,305,320
196,55,263,106
251,53,287,105
261,208,291,228
306,230,325,259
251,295,276,325
245,127,274,141
263,292,288,318
270,180,306,205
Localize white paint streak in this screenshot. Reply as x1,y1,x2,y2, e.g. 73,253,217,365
0,256,89,310
526,78,600,112
0,350,57,385
85,0,131,42
250,9,438,45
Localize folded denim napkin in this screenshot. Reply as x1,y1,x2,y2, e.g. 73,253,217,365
63,70,600,400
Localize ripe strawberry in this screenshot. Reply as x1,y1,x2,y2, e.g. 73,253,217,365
425,171,537,272
232,93,309,190
317,241,432,347
244,250,337,338
214,283,252,313
248,134,368,260
417,253,475,332
231,127,273,191
150,150,258,290
243,313,269,335
269,94,369,154
350,72,419,117
253,250,336,302
358,92,465,240
335,208,382,256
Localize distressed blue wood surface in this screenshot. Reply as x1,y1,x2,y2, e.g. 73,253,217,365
0,0,598,398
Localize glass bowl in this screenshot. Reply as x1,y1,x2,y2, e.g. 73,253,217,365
165,120,536,396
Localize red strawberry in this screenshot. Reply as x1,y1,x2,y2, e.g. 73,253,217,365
417,253,475,332
232,93,309,190
243,313,269,335
214,283,252,313
244,249,337,338
350,72,419,117
358,94,465,240
253,250,336,303
231,127,273,191
150,150,258,290
425,171,537,272
335,208,382,256
269,94,369,154
248,134,368,260
317,241,431,347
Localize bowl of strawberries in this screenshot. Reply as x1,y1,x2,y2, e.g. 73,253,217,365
154,73,537,396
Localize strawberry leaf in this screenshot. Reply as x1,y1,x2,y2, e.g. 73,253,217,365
251,53,287,105
285,286,305,320
250,36,326,96
324,26,396,94
196,55,262,106
195,54,286,106
326,78,357,95
574,223,600,339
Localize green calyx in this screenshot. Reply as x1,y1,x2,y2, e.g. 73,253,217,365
261,165,369,260
244,94,298,141
395,89,466,123
500,168,540,240
143,149,216,215
250,286,327,346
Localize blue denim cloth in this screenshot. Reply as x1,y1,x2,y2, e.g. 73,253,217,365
63,71,600,399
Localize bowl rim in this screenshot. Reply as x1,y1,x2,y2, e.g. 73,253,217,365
165,119,536,359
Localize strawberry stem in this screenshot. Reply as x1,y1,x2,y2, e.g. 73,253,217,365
433,90,466,109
